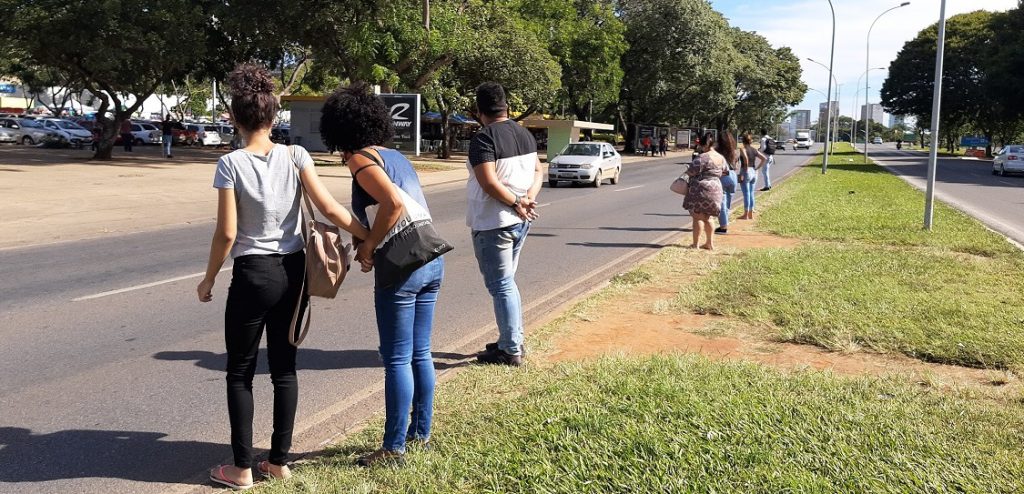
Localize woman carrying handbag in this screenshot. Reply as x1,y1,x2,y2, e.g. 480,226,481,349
197,64,369,490
320,83,450,468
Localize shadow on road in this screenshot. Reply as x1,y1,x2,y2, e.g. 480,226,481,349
154,349,383,372
154,350,478,372
0,426,223,485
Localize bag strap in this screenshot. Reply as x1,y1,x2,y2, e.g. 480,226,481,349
353,148,389,181
287,144,312,347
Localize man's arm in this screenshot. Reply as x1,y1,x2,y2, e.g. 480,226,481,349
472,162,532,209
526,156,542,201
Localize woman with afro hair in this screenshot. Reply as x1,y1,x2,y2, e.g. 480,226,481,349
320,82,445,467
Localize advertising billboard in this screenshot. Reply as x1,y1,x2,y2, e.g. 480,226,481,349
380,93,421,156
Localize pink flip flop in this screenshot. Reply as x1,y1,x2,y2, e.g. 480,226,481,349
209,465,253,491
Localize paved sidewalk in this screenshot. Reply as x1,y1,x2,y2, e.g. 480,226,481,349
0,145,681,250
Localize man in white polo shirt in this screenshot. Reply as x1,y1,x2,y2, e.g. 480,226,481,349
466,82,542,367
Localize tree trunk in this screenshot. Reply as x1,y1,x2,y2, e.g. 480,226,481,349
439,109,452,160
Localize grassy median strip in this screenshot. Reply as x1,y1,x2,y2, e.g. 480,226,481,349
258,355,1024,493
682,143,1024,370
756,144,1017,257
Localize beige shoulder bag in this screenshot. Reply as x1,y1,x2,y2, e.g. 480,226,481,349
288,145,352,346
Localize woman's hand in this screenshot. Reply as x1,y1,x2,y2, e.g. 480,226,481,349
197,277,215,302
355,242,375,273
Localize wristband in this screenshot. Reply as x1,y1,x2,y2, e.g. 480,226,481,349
511,195,521,208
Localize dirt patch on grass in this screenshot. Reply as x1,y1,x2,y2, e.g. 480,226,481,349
547,222,1020,393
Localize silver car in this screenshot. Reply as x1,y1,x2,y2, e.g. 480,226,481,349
0,118,61,145
993,145,1024,176
548,142,622,188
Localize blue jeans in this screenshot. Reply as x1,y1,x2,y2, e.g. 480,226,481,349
762,155,774,188
374,257,444,452
472,221,530,355
719,190,734,227
163,134,172,156
719,171,736,228
740,173,757,212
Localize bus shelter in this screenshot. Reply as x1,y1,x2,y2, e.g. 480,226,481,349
520,118,614,161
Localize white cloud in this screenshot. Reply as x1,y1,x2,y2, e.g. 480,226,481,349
713,0,1018,118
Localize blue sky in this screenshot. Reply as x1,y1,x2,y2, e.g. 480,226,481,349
710,0,1018,121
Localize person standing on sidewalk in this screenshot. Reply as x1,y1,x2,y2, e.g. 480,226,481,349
120,118,133,152
716,131,738,234
161,114,175,158
197,64,369,490
320,82,446,467
759,128,775,191
467,82,541,367
739,132,767,220
684,132,726,250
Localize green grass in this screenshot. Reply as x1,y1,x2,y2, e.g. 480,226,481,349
683,244,1024,370
757,143,1017,258
257,356,1024,493
678,142,1024,370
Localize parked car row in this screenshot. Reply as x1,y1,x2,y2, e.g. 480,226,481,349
0,117,90,147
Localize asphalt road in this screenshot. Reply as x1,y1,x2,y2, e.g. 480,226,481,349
863,144,1024,244
0,147,817,494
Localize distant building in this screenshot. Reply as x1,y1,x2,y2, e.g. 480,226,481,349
818,102,837,128
861,104,884,126
792,110,811,131
889,114,906,128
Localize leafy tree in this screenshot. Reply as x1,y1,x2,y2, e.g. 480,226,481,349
722,28,806,133
518,0,627,121
881,10,1011,155
618,0,735,151
2,0,211,159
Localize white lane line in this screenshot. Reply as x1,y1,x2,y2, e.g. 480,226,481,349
999,180,1015,186
72,267,230,302
614,185,644,192
537,202,552,208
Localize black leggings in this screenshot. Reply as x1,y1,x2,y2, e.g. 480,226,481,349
224,251,306,468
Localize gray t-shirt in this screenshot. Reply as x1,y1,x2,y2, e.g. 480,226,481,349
213,144,311,258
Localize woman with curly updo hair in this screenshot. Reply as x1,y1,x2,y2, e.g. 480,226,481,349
198,64,369,489
320,82,445,468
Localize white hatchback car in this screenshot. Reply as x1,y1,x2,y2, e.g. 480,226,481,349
993,145,1023,176
548,142,621,188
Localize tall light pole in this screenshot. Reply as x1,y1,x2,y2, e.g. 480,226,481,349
924,0,947,230
865,2,910,162
820,0,835,173
852,67,886,145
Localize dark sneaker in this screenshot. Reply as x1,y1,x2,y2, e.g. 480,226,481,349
477,348,523,367
484,342,527,356
356,449,405,468
760,186,771,191
714,227,727,234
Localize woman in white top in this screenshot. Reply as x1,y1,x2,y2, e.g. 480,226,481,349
197,64,369,490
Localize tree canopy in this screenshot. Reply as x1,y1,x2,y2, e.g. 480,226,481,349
1,0,809,158
881,9,1024,154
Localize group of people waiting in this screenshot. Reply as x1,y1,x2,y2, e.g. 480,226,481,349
640,135,668,157
196,64,540,490
681,130,775,250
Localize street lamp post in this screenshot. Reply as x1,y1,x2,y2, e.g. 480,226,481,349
821,0,835,173
865,2,910,162
924,0,948,230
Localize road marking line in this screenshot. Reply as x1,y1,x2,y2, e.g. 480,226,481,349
72,267,230,302
999,180,1014,186
537,202,552,208
614,185,644,192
